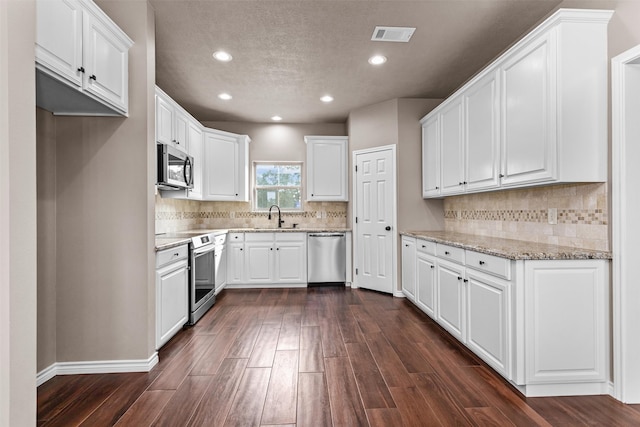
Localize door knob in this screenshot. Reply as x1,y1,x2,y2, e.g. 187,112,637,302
385,226,391,231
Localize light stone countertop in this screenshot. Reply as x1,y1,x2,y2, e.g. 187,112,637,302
401,231,611,260
155,227,352,251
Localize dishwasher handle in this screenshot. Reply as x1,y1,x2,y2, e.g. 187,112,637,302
308,233,345,238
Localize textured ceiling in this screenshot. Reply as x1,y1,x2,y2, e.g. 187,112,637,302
150,0,563,123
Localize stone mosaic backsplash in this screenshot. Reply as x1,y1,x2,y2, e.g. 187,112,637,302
155,195,347,234
444,183,609,251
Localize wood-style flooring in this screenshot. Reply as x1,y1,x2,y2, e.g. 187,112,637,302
38,287,640,426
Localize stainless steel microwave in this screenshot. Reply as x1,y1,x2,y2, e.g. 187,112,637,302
157,144,194,190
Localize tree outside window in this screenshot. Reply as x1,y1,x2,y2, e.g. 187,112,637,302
254,162,302,211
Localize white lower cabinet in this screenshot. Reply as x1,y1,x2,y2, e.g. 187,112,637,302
466,269,510,377
401,234,609,397
401,237,416,301
227,232,307,286
436,258,466,342
155,245,189,349
214,235,227,294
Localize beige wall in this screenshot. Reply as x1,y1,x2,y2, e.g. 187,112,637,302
36,108,57,371
156,121,348,232
36,0,157,366
0,0,37,425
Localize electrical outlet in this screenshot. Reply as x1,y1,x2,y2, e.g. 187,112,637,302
548,208,558,225
321,211,327,219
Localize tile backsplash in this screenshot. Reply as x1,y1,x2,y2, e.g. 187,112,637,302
155,194,347,234
444,183,609,251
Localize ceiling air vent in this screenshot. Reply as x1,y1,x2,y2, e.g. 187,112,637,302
371,26,416,43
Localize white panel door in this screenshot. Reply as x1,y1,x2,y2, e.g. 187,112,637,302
440,97,465,195
355,147,395,294
35,0,83,87
82,10,129,112
416,252,436,319
465,70,501,191
422,116,440,197
501,31,557,186
436,259,466,342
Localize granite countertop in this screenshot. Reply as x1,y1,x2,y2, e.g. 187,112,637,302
155,227,352,251
401,231,611,260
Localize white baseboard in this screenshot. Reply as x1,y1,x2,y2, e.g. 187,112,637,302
36,352,159,387
225,283,307,289
394,291,406,298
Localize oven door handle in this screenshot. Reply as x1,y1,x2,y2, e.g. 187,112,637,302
192,245,215,256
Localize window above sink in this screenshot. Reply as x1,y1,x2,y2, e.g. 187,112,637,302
253,162,303,211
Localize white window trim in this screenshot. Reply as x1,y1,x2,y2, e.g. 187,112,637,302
252,161,304,212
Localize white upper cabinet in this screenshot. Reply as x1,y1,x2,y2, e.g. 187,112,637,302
440,97,465,195
203,130,250,202
155,88,191,153
35,0,133,116
187,122,204,200
500,32,556,186
421,9,612,198
305,136,348,201
464,69,501,192
422,115,440,197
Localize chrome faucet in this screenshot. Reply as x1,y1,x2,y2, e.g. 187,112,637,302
268,205,284,228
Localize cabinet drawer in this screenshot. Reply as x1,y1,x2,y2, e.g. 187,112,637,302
245,232,274,242
156,244,189,268
436,244,465,265
228,232,244,242
276,232,306,242
466,250,512,280
417,239,436,256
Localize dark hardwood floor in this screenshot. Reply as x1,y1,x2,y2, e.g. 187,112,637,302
38,287,640,426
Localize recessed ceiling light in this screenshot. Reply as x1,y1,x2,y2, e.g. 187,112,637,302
271,115,283,121
320,95,334,103
212,51,232,62
368,55,387,65
218,93,232,100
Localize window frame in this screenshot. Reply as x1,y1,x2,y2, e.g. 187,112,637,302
252,161,304,212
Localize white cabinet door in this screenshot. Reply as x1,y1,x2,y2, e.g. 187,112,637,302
401,237,416,301
305,136,348,201
245,242,275,283
275,241,307,283
35,0,83,87
501,31,557,186
465,70,501,192
524,260,607,384
466,270,510,377
215,246,227,294
436,259,466,342
204,132,239,201
416,252,436,319
156,94,174,145
156,259,189,349
82,10,129,113
422,115,440,198
174,111,189,153
187,122,203,200
227,242,245,285
440,97,465,195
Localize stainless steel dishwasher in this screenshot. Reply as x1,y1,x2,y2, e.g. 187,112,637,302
307,233,346,283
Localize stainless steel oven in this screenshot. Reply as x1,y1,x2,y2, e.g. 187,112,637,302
189,232,217,324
